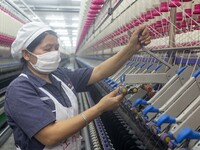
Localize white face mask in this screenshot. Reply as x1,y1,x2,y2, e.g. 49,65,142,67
28,50,61,73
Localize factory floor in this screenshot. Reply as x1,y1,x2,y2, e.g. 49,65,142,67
1,134,15,150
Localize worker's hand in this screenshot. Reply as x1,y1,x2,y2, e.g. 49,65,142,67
96,88,125,114
128,26,151,52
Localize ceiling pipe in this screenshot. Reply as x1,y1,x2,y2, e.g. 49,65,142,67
17,0,43,22
4,0,31,21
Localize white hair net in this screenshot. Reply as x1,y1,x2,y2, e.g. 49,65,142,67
11,22,52,60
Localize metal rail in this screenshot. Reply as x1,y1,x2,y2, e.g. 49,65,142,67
144,48,173,68
77,93,92,150
3,0,31,21
149,46,200,53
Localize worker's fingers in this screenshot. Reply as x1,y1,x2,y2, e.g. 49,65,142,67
115,94,125,102
109,88,119,96
134,25,146,35
141,36,151,45
141,27,149,36
139,33,150,42
144,40,151,46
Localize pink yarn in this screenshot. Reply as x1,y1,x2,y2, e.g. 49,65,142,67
92,0,105,5
90,4,102,10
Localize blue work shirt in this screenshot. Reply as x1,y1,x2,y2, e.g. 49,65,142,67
4,66,93,150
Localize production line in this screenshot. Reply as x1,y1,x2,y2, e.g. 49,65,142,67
76,47,200,150
0,58,22,146
75,0,200,148
1,0,200,150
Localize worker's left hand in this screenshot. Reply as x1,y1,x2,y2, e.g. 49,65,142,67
128,26,151,51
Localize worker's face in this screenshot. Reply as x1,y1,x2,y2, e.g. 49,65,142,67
23,34,59,64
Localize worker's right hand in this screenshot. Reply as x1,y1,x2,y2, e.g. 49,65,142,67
96,88,125,114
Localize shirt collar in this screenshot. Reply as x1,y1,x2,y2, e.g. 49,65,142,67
49,74,62,90
22,66,56,87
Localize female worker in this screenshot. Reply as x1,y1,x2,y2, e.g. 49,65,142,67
4,22,151,150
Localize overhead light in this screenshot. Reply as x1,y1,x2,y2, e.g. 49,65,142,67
50,22,66,28
60,36,70,41
60,39,70,42
57,32,68,35
72,32,78,35
59,37,69,39
46,16,64,21
50,23,78,28
64,43,72,47
33,16,39,20
72,24,79,27
63,42,71,45
63,41,71,46
55,29,68,33
72,17,79,21
61,38,70,42
62,41,71,45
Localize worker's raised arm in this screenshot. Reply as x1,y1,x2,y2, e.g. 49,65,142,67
87,26,151,85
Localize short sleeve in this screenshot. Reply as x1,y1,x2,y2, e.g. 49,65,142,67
58,67,93,92
4,80,56,138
